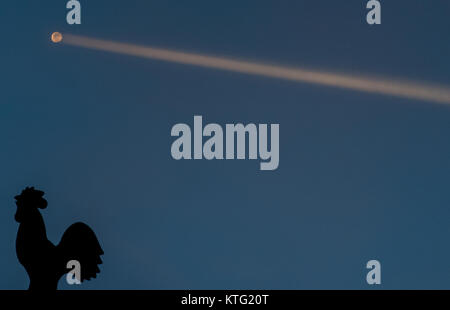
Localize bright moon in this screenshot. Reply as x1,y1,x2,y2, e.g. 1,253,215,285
51,32,63,43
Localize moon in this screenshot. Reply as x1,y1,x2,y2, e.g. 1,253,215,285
51,32,63,43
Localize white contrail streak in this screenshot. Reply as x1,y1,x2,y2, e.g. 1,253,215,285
63,34,450,106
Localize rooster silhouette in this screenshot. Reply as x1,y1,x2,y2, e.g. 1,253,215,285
14,187,104,290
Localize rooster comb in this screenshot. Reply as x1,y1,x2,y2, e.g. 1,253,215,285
14,187,47,209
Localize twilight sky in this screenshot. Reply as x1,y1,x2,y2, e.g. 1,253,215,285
0,0,449,289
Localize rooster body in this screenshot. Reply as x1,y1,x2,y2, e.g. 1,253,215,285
14,187,103,290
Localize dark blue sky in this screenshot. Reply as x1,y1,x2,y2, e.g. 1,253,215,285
1,1,449,289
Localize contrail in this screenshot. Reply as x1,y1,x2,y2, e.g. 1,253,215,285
62,34,450,106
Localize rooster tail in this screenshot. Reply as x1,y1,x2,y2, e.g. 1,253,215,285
57,222,104,281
